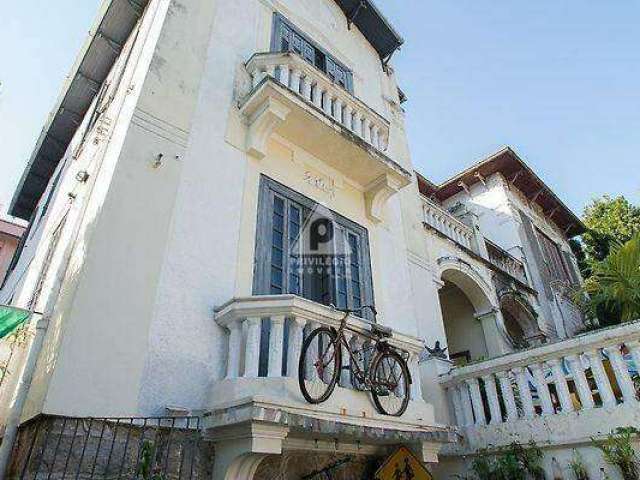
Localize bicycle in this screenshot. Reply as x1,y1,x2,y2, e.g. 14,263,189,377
298,305,412,416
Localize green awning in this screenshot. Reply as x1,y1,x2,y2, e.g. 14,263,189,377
0,305,31,340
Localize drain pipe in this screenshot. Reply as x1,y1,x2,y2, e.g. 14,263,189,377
0,313,48,480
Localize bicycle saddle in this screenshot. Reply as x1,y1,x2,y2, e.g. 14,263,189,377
370,324,393,338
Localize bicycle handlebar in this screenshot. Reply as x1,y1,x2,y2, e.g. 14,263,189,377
330,304,378,317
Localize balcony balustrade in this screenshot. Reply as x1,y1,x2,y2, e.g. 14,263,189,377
422,196,475,251
440,320,640,437
485,239,528,285
239,53,411,222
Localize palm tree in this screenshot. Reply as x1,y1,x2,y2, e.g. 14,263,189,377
579,234,640,323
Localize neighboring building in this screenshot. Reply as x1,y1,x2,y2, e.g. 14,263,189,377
0,215,26,284
0,1,638,479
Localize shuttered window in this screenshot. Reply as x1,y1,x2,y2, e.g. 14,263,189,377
272,13,354,93
254,175,374,317
536,228,572,285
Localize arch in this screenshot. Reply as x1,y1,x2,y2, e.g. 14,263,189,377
498,289,543,348
436,256,500,363
436,256,495,313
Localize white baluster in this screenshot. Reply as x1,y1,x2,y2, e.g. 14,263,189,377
323,92,332,116
513,366,535,418
548,358,574,413
584,350,617,408
496,371,518,421
312,83,322,108
290,69,301,93
334,99,344,123
251,69,262,89
605,345,637,403
340,331,353,388
267,315,285,377
450,387,465,426
287,317,306,379
356,115,365,138
410,354,423,401
566,354,595,410
226,319,242,379
301,76,312,101
457,383,474,427
343,104,353,130
467,378,486,425
627,341,640,380
530,363,554,415
306,322,321,381
363,118,372,143
371,125,380,149
482,374,502,424
266,64,276,79
278,65,290,87
243,317,262,378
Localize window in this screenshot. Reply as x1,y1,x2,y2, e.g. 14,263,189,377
254,175,374,317
536,228,572,284
271,14,354,93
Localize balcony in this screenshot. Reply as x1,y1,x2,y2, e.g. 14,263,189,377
422,196,475,251
485,238,528,285
240,52,411,222
206,295,452,462
439,320,640,453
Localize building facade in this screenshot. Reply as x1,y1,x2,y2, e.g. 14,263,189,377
1,0,638,479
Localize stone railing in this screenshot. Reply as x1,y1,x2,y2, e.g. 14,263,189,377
245,52,389,154
485,238,528,284
213,295,424,400
422,196,475,250
440,320,640,428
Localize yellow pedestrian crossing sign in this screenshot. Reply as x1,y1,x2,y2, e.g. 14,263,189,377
375,446,433,480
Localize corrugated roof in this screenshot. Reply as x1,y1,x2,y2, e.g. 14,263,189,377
332,0,404,60
10,0,147,220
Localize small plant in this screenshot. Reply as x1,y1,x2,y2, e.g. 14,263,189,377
137,440,165,480
470,442,544,480
595,427,639,480
569,450,589,480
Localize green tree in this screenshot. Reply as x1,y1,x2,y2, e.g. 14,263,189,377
578,234,640,325
582,196,640,262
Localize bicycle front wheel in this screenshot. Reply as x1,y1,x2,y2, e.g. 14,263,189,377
370,350,411,416
298,327,341,404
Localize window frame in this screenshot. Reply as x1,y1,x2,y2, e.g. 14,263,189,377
535,228,572,285
270,13,354,94
253,175,375,317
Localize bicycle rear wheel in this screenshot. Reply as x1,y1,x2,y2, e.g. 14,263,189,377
370,350,411,416
298,327,341,404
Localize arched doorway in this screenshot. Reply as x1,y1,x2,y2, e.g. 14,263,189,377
499,290,543,349
437,262,497,365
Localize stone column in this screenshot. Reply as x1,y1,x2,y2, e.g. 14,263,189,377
584,349,617,408
496,371,518,421
530,363,554,415
482,373,503,424
343,104,353,130
290,69,301,93
548,358,574,413
566,354,595,410
267,315,285,377
475,309,511,357
421,356,454,424
278,65,290,87
363,118,371,142
605,345,637,404
301,76,312,101
244,317,262,378
513,366,535,418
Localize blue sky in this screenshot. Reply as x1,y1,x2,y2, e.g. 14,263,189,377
1,1,638,217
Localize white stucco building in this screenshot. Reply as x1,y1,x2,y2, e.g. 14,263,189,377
1,0,638,478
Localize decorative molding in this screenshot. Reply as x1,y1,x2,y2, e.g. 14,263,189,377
364,174,402,223
243,97,290,160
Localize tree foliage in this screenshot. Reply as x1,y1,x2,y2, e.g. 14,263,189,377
576,234,640,325
582,195,640,262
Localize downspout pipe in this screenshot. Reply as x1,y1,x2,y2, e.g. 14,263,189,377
0,314,48,480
